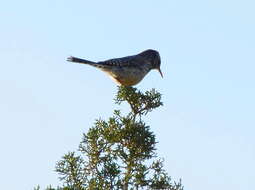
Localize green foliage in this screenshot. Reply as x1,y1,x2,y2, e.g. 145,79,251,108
55,152,85,189
38,87,184,190
115,86,163,118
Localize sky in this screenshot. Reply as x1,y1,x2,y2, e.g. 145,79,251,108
0,0,254,189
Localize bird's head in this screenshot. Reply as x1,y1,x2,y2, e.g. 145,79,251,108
139,49,163,78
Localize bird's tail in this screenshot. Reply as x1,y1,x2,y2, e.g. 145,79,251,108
67,56,95,65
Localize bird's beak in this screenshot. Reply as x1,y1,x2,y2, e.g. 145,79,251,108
158,68,163,78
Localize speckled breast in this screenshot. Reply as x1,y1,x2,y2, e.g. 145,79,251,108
104,67,149,86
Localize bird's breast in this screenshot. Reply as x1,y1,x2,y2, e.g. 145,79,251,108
103,67,149,86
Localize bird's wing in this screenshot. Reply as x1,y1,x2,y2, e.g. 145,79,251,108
67,55,145,70
98,55,144,68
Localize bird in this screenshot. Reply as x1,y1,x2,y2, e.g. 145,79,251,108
67,49,163,86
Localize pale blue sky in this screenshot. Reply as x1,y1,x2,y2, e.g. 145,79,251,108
0,1,254,189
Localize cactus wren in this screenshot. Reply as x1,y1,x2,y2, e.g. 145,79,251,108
67,49,163,86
